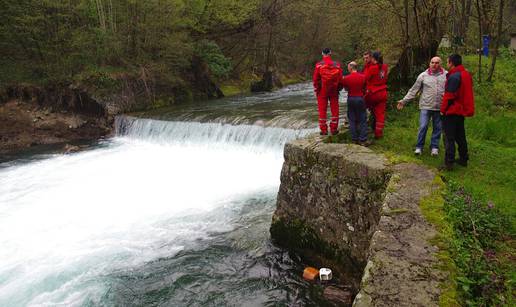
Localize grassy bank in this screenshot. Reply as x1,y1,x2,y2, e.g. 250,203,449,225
369,55,515,306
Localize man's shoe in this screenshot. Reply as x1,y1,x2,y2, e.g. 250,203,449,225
331,130,339,135
320,131,328,136
456,159,468,167
359,140,373,147
414,148,422,155
431,148,439,156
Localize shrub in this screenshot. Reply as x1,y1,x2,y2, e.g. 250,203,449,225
444,182,512,306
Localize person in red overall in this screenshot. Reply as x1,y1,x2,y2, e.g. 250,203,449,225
365,51,388,138
341,61,369,145
361,50,372,74
313,48,343,135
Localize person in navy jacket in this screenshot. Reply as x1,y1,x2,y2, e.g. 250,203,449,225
342,61,369,145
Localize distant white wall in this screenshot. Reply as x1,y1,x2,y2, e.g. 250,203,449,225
440,35,451,48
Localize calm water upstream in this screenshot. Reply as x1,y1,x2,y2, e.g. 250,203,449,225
0,83,348,306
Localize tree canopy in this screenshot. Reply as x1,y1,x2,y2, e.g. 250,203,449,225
0,0,513,95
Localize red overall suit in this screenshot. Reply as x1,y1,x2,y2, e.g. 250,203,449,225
361,62,372,74
313,57,343,134
365,63,388,138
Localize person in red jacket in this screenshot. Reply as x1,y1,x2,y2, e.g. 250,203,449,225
440,54,475,170
361,50,372,74
365,51,388,138
313,48,343,135
342,61,369,145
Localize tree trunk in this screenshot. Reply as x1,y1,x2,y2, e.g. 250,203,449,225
486,0,504,82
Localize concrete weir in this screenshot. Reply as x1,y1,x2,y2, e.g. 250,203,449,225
270,134,446,306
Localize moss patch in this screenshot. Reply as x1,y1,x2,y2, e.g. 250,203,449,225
219,84,245,97
270,217,362,267
419,176,459,306
270,218,339,259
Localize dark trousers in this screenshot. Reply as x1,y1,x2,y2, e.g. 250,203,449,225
442,115,468,164
347,96,367,142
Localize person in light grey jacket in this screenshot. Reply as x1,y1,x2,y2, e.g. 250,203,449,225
397,57,447,156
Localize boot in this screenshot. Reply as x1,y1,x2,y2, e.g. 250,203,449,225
359,140,373,147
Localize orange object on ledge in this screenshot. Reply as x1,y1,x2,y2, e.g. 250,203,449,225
303,267,319,281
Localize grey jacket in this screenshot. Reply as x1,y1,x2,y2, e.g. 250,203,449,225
401,68,447,111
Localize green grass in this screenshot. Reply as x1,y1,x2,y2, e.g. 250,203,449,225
419,176,460,306
368,54,515,306
371,55,516,231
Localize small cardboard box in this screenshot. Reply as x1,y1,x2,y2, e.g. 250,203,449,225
303,267,319,281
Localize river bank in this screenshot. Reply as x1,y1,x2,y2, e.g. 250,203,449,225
0,100,111,158
0,72,307,159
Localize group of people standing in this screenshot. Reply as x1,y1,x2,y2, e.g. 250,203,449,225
313,48,475,170
313,49,388,143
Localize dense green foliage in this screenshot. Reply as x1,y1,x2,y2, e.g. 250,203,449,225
1,0,513,100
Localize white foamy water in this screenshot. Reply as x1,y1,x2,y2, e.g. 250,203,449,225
0,118,314,306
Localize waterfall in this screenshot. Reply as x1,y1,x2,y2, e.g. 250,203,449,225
0,117,318,306
0,82,327,306
115,115,316,151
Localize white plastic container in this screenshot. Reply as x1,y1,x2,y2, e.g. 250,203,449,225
319,268,332,281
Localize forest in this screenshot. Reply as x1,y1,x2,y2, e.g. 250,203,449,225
0,0,514,105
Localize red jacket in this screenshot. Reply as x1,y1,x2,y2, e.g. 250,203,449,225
361,62,372,75
313,56,343,96
365,63,388,94
440,65,475,116
342,71,366,97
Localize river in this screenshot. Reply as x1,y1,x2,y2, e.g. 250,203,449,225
0,83,348,306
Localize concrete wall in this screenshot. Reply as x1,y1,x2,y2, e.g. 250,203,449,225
271,135,448,306
271,135,390,287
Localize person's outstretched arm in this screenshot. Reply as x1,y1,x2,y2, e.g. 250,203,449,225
397,73,424,110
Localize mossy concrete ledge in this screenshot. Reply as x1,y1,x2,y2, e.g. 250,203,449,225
270,134,390,286
270,135,447,306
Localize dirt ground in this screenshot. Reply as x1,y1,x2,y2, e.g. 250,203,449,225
0,100,112,158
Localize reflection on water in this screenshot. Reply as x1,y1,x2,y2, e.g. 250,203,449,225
133,82,347,129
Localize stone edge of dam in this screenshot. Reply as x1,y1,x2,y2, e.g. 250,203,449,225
271,134,446,306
